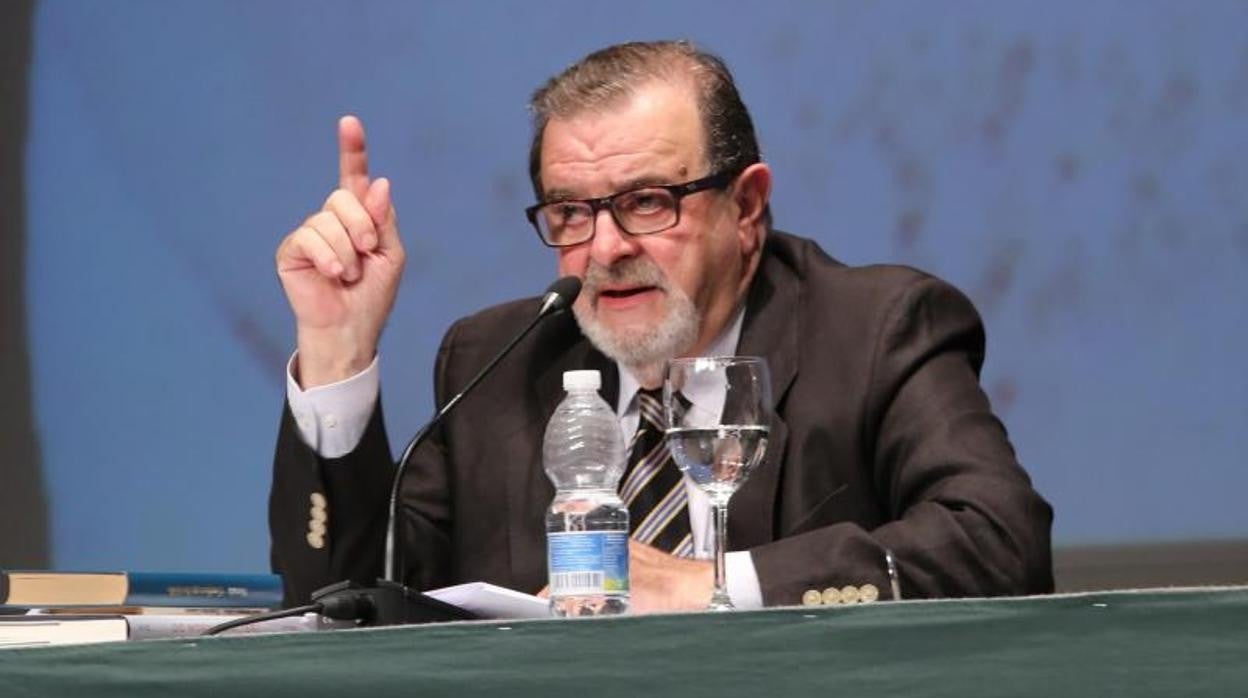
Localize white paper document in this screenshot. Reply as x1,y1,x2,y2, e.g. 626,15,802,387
425,582,549,620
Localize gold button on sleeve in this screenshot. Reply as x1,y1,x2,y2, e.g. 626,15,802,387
801,589,823,606
859,583,880,603
820,587,842,605
839,585,860,604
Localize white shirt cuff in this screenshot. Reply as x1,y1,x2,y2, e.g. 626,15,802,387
285,352,380,458
725,551,764,609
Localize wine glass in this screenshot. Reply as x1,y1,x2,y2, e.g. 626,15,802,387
663,356,772,611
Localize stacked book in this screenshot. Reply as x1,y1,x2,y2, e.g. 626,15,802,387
0,569,319,648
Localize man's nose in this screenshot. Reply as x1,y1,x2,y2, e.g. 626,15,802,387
588,208,639,267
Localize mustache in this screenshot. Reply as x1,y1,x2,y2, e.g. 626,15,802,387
581,257,669,297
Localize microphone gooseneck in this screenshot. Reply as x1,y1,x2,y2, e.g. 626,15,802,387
292,277,581,627
383,276,582,582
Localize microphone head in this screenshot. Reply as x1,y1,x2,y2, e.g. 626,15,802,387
539,276,582,315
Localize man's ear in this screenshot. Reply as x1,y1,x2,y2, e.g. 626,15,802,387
733,163,772,255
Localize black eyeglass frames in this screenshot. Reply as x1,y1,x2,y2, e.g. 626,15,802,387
524,168,743,248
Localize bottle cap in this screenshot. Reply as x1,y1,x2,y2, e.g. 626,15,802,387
563,370,601,391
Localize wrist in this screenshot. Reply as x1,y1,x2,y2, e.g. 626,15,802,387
294,328,377,388
693,559,714,603
669,557,713,608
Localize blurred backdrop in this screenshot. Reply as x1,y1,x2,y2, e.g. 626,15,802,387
3,0,1246,587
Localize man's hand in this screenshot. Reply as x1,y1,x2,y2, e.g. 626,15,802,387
628,540,714,613
533,543,713,613
275,115,405,388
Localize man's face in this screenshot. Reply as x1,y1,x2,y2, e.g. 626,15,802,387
539,81,750,376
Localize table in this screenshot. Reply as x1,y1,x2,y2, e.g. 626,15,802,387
2,587,1245,697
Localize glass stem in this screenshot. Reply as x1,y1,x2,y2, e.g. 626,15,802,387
709,501,733,610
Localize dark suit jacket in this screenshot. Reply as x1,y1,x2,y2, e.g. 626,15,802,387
270,231,1054,606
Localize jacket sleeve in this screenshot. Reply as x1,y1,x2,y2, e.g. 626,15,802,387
750,275,1054,604
269,326,464,606
268,400,398,606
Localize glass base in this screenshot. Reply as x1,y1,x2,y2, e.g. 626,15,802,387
707,590,735,611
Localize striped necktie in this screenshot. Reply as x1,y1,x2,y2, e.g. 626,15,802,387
619,388,693,557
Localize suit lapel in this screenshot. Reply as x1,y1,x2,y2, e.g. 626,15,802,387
727,239,799,550
531,332,618,424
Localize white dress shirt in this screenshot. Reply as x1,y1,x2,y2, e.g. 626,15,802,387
285,307,763,608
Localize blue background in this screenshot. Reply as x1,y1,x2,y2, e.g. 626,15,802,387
24,0,1248,572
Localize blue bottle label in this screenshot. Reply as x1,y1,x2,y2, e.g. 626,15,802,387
547,531,630,595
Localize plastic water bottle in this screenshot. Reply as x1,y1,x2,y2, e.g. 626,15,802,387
543,369,630,616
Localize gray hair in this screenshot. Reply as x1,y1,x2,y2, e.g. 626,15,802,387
527,40,763,199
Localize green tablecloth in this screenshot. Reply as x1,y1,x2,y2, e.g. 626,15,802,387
2,587,1245,697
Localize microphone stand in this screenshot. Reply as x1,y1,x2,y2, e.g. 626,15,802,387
309,278,581,626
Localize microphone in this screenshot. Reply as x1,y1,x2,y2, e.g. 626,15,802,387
310,276,582,625
537,275,582,317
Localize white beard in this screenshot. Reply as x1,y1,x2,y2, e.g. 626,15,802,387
573,256,700,385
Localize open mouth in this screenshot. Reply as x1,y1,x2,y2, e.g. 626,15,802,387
598,285,657,301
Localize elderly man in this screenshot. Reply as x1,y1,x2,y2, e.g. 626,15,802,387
270,41,1053,612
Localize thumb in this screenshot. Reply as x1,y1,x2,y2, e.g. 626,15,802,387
365,177,401,250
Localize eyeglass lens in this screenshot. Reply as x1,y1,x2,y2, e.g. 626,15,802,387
537,187,678,245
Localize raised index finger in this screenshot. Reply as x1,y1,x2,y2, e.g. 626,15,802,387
338,115,370,200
